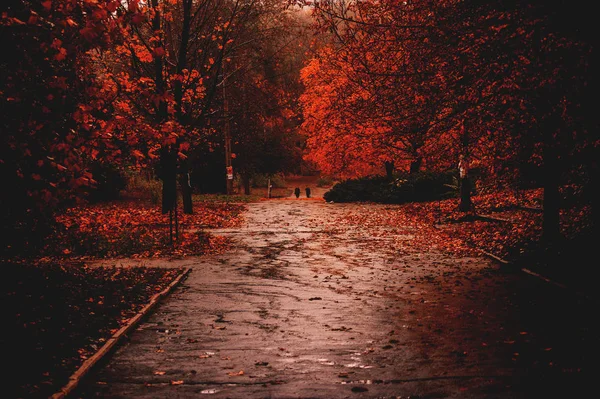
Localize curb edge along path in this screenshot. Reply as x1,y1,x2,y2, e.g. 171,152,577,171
477,248,594,300
51,267,191,399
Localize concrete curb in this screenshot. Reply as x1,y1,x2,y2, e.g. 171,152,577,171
478,249,510,266
50,267,192,399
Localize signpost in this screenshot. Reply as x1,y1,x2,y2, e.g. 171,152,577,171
267,178,272,198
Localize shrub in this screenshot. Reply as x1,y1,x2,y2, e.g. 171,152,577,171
323,171,457,204
125,171,162,204
87,162,127,203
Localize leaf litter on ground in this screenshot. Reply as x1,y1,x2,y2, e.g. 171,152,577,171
3,186,594,398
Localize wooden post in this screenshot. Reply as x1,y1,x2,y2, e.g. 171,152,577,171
267,178,271,198
169,209,173,245
222,63,233,195
174,204,178,242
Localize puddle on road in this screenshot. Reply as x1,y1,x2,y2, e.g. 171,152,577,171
343,363,374,368
317,358,335,365
200,388,219,394
286,355,373,368
340,379,376,385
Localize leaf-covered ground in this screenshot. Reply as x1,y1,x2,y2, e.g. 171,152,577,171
49,197,246,259
4,196,246,398
320,186,593,293
414,187,593,292
3,187,594,398
2,261,184,399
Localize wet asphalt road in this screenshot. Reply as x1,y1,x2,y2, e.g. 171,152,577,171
77,199,598,398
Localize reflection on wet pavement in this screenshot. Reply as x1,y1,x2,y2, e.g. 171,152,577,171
79,200,597,398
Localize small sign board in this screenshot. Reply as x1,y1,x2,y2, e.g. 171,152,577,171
226,166,233,180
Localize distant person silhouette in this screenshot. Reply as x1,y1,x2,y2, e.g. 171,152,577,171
305,187,311,198
294,187,300,198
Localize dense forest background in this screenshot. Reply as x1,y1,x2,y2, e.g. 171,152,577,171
1,0,597,255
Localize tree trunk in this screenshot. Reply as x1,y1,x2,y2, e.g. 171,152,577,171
458,176,472,212
243,174,251,195
151,1,175,216
179,160,193,214
591,157,599,240
174,0,192,122
160,147,177,214
174,0,194,214
409,157,422,174
542,139,561,244
458,157,473,211
384,161,394,179
458,122,473,212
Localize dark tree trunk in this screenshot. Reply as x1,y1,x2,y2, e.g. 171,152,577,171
384,161,394,179
173,0,192,121
151,0,176,217
458,123,472,212
591,157,600,239
409,157,422,174
458,176,472,212
179,161,193,214
542,139,561,244
243,174,251,195
160,147,177,214
174,0,193,214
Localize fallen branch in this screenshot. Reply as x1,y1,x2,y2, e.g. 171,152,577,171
476,214,514,223
516,205,543,213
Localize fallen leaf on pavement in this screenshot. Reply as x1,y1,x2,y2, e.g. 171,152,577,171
211,324,226,330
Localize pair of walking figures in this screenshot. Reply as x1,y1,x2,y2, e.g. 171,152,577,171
294,187,310,198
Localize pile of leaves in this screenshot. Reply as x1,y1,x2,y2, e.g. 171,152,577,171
46,198,246,259
2,261,184,399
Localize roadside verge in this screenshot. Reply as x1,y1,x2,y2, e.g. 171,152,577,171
478,249,592,300
50,267,191,399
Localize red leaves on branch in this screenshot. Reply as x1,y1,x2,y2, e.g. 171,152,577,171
300,0,593,193
2,0,127,216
